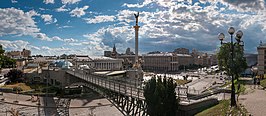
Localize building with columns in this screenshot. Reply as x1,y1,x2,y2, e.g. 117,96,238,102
88,57,123,71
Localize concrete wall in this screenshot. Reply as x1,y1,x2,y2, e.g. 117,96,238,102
178,98,219,116
41,69,67,88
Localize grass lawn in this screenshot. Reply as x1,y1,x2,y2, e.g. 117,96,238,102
260,79,266,88
175,79,191,85
196,100,248,116
1,83,60,94
2,83,32,92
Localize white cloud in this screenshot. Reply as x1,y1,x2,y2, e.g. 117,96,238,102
0,40,29,51
11,0,18,3
41,14,57,24
0,8,40,37
84,0,266,54
55,5,69,12
0,39,85,56
43,0,54,4
58,25,73,29
61,0,81,4
34,33,52,41
70,6,89,17
84,15,116,24
122,0,154,8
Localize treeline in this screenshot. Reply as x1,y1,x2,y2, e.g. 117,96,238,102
0,45,16,68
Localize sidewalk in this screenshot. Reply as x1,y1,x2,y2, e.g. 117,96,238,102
239,85,266,116
0,92,123,116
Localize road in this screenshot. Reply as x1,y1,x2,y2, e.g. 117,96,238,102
0,92,123,116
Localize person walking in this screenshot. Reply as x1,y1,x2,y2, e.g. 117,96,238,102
253,77,257,89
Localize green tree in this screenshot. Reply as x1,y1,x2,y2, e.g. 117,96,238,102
217,43,247,79
0,45,16,68
0,45,5,69
0,45,4,55
144,76,178,116
6,69,24,83
217,43,247,107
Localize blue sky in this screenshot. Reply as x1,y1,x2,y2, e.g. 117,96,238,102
0,0,266,56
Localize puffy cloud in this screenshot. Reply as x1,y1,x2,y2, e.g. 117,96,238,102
43,0,54,4
34,33,52,41
222,0,265,11
0,40,30,51
61,0,81,4
58,25,73,29
0,39,85,56
55,5,69,12
83,25,135,54
83,0,266,54
11,0,18,3
0,8,40,37
70,6,89,17
122,0,154,8
84,15,116,24
41,14,57,24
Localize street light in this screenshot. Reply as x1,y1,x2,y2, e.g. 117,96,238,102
218,27,244,107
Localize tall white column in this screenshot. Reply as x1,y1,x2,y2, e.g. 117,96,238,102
134,25,140,65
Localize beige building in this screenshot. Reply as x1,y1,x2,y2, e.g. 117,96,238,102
89,57,123,71
257,43,266,75
173,48,189,54
6,48,31,58
73,55,92,66
191,49,218,67
21,48,31,58
6,51,21,58
142,53,193,72
90,57,123,70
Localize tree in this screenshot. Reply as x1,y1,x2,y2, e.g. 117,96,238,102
0,45,4,55
6,69,24,83
217,43,247,106
144,76,178,116
217,43,247,79
0,45,16,68
0,45,5,69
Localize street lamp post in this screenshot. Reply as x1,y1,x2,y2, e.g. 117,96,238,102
218,27,244,107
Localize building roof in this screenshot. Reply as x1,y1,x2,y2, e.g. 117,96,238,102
94,70,126,76
143,53,173,56
92,56,122,61
143,53,191,57
258,43,266,48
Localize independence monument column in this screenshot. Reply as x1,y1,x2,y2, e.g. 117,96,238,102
133,12,140,68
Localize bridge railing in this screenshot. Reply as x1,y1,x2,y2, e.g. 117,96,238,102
66,69,144,99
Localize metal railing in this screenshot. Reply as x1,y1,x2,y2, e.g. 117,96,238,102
66,69,144,99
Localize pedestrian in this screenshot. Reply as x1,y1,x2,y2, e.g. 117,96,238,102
237,83,241,101
253,77,257,89
258,78,261,89
31,95,34,101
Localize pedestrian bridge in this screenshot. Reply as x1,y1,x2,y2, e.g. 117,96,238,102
65,69,215,115
66,69,147,116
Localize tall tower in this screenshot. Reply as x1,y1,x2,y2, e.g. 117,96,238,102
134,12,140,68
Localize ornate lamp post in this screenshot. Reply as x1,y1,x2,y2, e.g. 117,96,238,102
218,27,244,107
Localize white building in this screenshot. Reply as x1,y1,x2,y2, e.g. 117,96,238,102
89,57,123,71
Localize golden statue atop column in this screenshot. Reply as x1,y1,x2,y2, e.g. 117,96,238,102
133,12,142,69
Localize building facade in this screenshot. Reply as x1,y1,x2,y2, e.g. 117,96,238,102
89,57,123,71
173,48,189,54
6,48,31,58
142,53,193,72
257,43,266,75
